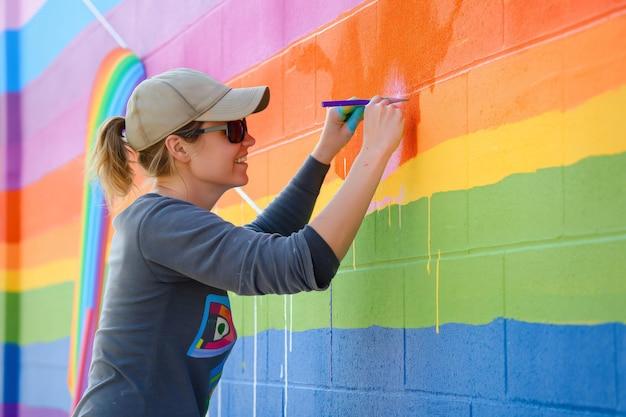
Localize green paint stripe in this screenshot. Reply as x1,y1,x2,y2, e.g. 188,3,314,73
231,151,626,336
0,282,74,344
5,152,625,342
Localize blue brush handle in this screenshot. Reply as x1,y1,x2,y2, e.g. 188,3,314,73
322,97,408,107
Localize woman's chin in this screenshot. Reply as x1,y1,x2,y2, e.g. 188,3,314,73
234,174,249,187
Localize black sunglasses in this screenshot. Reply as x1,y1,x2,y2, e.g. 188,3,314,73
186,118,248,143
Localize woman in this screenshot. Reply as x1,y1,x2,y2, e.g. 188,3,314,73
72,68,404,416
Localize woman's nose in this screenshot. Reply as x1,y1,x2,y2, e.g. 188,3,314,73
242,133,256,148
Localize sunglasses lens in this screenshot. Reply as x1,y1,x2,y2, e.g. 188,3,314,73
227,119,246,143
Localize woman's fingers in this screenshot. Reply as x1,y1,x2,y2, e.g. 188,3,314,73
337,96,360,121
345,105,365,134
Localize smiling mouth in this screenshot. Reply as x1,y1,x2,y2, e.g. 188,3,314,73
235,155,247,164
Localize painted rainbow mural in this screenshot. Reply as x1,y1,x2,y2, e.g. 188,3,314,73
2,1,625,416
67,48,145,405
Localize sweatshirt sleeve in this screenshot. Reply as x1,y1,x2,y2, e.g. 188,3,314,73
139,198,330,295
245,155,330,236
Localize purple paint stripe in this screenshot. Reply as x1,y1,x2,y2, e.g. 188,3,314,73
4,0,366,190
0,92,7,170
5,94,22,191
143,0,366,80
0,95,87,190
0,404,69,417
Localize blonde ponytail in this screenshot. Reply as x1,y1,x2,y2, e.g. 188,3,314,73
89,116,134,203
89,118,205,205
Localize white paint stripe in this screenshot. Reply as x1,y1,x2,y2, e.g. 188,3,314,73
81,0,128,48
234,187,263,214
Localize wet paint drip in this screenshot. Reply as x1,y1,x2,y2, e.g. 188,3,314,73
283,295,289,417
427,197,432,275
352,241,356,270
289,294,293,352
398,204,402,229
388,204,392,227
436,249,441,334
218,382,222,417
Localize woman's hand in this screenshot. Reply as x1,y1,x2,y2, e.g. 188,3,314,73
361,95,405,159
311,96,365,164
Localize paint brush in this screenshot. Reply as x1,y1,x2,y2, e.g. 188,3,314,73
321,97,409,107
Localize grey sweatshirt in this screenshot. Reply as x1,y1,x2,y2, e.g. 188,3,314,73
72,156,339,417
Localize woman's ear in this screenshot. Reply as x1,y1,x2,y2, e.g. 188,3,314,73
164,135,191,163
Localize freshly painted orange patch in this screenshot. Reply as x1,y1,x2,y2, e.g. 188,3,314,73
243,55,284,148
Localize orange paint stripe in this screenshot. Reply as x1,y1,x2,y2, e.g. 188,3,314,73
0,156,84,242
0,219,81,269
3,10,626,240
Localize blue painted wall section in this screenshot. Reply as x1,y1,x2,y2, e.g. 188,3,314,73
215,321,626,416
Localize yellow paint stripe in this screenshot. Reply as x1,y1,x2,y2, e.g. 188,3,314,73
9,85,625,293
1,258,78,291
219,84,626,224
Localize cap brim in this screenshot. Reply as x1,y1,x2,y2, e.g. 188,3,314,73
195,85,270,122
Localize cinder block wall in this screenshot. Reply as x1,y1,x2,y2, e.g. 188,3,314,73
1,1,625,416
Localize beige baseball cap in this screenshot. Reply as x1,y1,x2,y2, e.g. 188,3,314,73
124,68,270,151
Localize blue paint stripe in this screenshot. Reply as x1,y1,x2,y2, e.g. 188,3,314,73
1,338,71,411
1,343,20,404
0,0,122,93
6,322,624,415
217,320,625,416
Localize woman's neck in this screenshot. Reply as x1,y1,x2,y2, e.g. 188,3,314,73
152,176,226,211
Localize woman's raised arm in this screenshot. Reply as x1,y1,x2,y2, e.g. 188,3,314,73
309,96,406,260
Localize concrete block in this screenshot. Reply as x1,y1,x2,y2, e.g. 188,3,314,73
467,41,563,132
243,55,284,147
563,153,626,236
507,320,616,408
473,402,615,417
405,320,505,399
468,166,563,248
332,327,404,390
616,324,626,413
505,240,626,324
267,328,331,386
283,37,316,138
314,3,380,125
288,386,333,417
431,189,469,253
503,0,626,48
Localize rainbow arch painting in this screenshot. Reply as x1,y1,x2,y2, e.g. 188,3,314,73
67,48,145,405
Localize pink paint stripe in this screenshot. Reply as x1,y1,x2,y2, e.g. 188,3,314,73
4,0,366,190
0,0,47,31
9,0,228,147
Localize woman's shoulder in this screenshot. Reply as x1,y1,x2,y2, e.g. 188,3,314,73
113,193,199,228
116,192,233,234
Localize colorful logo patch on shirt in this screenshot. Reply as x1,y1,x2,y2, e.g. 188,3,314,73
187,294,237,358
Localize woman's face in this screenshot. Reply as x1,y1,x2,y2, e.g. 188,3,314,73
185,120,255,189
